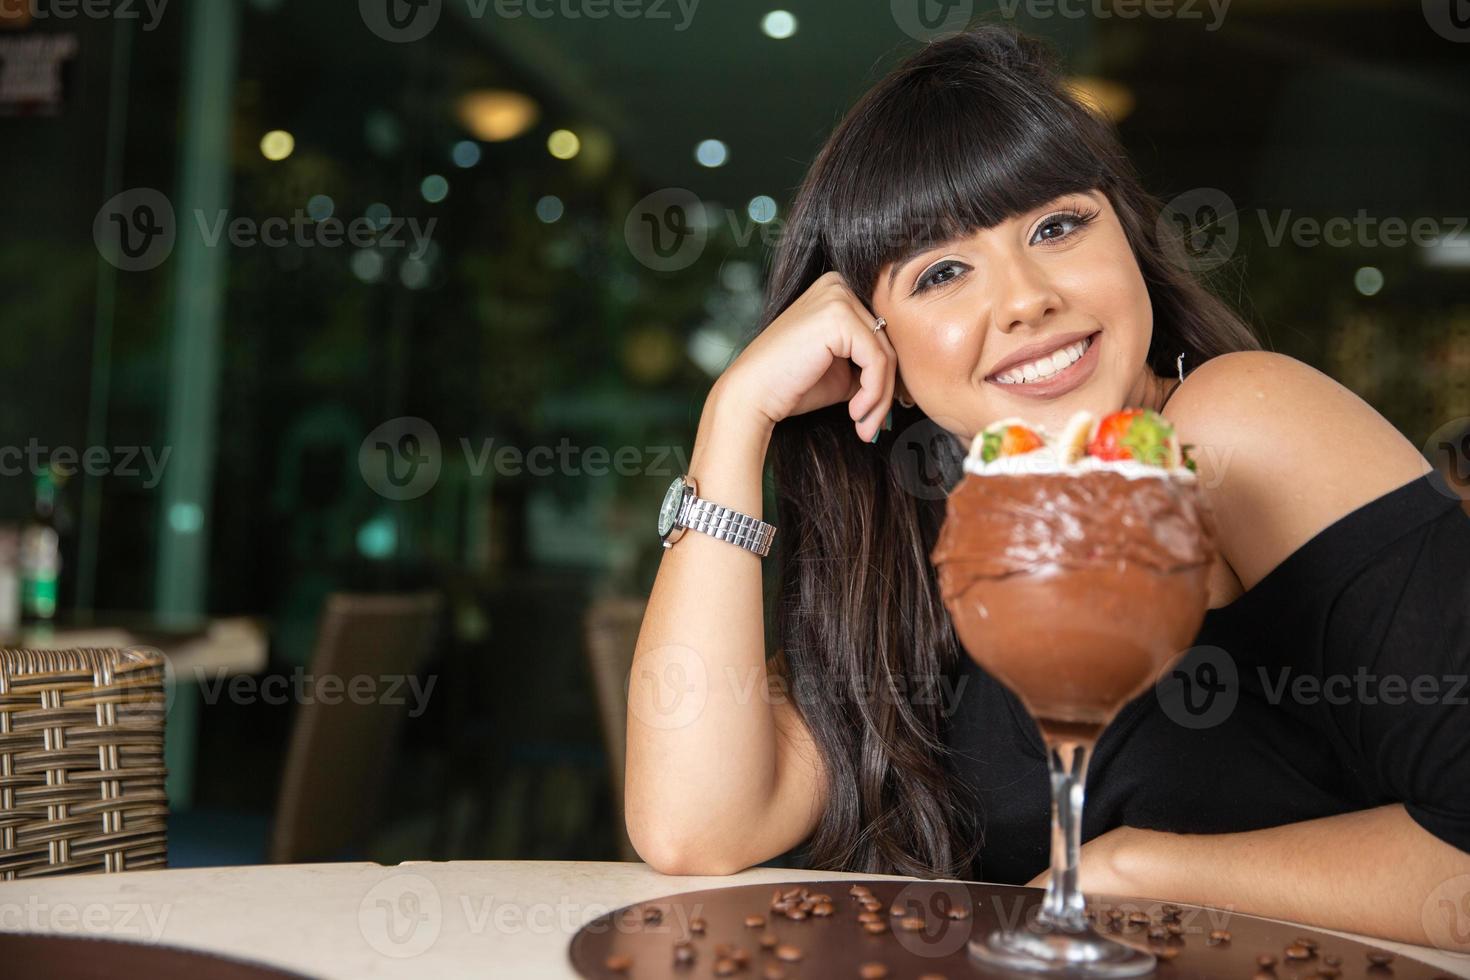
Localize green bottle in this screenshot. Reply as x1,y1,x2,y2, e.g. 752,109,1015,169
19,471,61,623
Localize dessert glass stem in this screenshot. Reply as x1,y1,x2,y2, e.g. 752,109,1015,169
1040,736,1092,933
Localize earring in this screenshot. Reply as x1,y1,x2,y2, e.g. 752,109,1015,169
898,393,915,409
1176,352,1187,383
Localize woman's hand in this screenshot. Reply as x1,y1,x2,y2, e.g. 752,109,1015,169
716,271,898,443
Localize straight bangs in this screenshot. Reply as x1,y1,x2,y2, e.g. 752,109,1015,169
812,52,1113,303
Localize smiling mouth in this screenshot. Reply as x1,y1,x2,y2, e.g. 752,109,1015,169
987,332,1100,385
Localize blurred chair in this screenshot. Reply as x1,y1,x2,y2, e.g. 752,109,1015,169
0,647,168,878
266,592,441,864
582,595,647,862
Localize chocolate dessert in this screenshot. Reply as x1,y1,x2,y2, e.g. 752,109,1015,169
932,409,1218,743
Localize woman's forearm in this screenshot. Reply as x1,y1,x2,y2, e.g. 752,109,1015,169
1090,805,1470,949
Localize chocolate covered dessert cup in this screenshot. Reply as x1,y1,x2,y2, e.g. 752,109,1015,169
933,466,1217,742
930,409,1218,976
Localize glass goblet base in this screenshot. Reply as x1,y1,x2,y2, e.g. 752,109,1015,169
969,924,1156,976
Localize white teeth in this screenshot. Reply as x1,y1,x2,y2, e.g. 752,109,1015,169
994,335,1091,385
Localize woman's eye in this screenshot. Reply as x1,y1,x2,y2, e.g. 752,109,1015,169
1031,207,1099,246
914,261,966,294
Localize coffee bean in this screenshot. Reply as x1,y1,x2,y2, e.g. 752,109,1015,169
604,953,632,972
782,887,804,901
850,885,872,897
899,916,924,931
746,914,766,928
1208,929,1231,945
775,943,803,962
714,956,737,976
642,906,662,924
690,916,706,934
946,906,972,920
1366,951,1395,966
1285,944,1314,960
674,943,696,965
863,920,887,934
1257,953,1277,968
859,963,889,979
917,975,948,980
1165,922,1184,936
1315,967,1342,978
1154,947,1180,961
1296,938,1319,951
762,966,787,980
786,907,808,921
1127,912,1150,925
813,893,832,903
1148,926,1167,940
891,905,906,917
759,932,778,949
813,901,835,917
1162,903,1181,915
713,943,732,958
858,911,881,924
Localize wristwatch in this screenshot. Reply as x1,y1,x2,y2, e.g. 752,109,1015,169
658,474,777,557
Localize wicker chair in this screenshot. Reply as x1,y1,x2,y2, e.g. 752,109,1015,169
0,647,169,878
582,595,648,863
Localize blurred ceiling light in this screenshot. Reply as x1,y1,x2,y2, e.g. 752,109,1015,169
420,174,449,203
451,140,482,168
747,195,777,224
456,90,539,142
761,10,797,38
1354,266,1384,296
695,139,728,168
536,195,565,223
259,129,295,161
547,129,581,160
1423,231,1470,269
1061,76,1135,123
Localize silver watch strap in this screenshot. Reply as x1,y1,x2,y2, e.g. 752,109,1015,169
679,495,777,557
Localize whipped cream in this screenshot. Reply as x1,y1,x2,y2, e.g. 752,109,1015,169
961,444,1197,482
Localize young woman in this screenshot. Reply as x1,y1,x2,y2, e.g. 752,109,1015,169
626,24,1470,947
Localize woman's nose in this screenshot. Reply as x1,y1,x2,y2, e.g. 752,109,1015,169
992,256,1063,333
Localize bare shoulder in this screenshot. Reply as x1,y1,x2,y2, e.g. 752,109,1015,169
1162,350,1432,593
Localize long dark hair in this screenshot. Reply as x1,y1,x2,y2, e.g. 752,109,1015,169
758,23,1262,879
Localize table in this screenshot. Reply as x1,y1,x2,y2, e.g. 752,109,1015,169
1,861,1466,978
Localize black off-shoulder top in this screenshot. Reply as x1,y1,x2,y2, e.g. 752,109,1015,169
941,468,1470,885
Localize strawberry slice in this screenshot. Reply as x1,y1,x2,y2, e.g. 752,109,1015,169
978,421,1045,463
1087,408,1178,467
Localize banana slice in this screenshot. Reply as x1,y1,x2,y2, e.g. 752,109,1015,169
1057,411,1096,464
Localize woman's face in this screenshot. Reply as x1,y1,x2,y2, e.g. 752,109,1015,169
871,189,1155,443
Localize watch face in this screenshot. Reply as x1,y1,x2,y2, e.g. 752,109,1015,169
658,476,687,538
